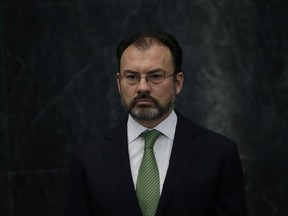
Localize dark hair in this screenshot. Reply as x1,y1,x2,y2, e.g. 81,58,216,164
116,32,182,73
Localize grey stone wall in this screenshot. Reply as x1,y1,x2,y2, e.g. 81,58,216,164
1,0,287,215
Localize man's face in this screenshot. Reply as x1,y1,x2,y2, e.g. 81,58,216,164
117,44,184,125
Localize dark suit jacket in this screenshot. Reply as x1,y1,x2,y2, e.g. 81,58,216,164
65,112,247,216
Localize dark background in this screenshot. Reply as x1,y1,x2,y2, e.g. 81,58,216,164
1,0,287,215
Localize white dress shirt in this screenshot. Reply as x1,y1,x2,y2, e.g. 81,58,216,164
127,110,177,193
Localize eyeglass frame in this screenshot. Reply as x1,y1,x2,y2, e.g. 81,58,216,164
118,71,176,85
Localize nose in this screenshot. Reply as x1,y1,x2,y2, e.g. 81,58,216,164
137,77,151,93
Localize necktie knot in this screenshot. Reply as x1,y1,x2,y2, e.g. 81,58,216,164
141,129,162,149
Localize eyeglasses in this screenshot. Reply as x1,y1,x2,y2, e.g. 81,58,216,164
120,71,175,85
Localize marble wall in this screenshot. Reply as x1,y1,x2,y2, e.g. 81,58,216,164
0,0,287,215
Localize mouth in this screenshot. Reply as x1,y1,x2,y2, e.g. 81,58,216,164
135,99,155,106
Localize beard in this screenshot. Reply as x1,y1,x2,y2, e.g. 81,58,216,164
121,92,176,121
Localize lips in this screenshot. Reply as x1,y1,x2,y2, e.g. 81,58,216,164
135,99,155,106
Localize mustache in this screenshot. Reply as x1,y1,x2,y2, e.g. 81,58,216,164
131,93,158,105
133,93,156,102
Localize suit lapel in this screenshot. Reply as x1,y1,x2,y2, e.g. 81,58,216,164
101,114,202,216
102,123,142,216
156,114,202,216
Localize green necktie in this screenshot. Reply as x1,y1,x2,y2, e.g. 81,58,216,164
136,129,162,216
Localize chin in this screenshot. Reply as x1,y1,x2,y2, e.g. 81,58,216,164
130,107,160,121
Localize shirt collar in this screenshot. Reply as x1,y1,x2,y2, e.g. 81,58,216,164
127,110,177,144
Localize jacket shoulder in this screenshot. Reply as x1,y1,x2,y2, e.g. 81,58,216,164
72,121,127,157
176,112,236,147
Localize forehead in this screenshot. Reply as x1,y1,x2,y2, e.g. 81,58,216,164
120,44,174,72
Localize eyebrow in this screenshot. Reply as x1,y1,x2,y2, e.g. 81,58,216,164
123,69,167,74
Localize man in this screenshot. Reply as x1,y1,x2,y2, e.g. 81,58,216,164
65,32,247,216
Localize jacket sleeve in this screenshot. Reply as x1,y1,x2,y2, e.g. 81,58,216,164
65,152,92,216
216,142,248,216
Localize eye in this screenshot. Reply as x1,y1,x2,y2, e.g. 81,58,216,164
125,73,139,81
149,73,164,81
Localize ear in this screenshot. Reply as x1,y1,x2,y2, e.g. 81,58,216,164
116,73,121,93
175,72,184,94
